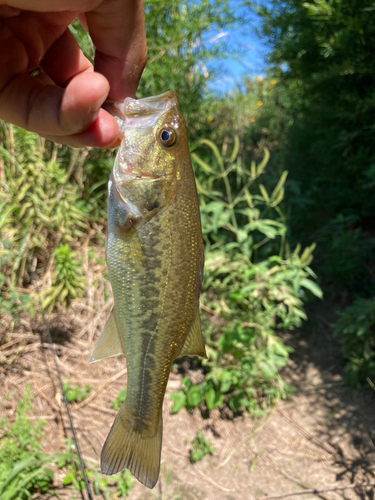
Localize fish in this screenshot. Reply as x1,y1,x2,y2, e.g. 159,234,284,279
89,91,206,489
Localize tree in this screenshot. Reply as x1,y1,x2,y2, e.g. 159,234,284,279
255,0,375,293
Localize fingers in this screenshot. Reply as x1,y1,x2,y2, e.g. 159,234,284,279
41,28,92,86
0,5,21,17
0,0,147,147
60,71,110,134
86,0,147,100
43,109,120,148
4,0,102,12
0,71,119,147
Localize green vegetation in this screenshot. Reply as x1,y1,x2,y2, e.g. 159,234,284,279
152,464,180,500
189,431,215,464
171,145,321,417
0,388,135,498
0,387,54,499
334,298,375,388
63,380,93,404
111,389,127,410
252,0,375,383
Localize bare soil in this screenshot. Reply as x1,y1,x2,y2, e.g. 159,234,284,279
1,268,375,500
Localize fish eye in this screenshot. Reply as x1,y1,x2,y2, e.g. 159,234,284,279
158,127,176,147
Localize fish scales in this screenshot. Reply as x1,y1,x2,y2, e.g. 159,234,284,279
90,91,205,489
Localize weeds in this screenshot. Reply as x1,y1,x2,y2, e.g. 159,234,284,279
111,389,127,410
0,388,135,499
0,123,101,311
152,464,181,500
171,139,322,417
334,297,375,387
63,380,93,404
41,243,86,310
0,387,54,499
190,431,215,464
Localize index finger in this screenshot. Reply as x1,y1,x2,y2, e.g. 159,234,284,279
3,0,102,12
86,0,147,101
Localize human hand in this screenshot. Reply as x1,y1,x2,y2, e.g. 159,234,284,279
0,0,147,148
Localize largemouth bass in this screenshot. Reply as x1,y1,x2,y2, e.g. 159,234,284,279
89,91,205,489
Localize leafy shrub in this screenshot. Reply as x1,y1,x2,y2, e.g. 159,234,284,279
0,388,135,499
41,243,86,310
190,431,215,464
0,387,54,499
0,124,93,302
334,297,375,387
256,0,375,295
316,215,373,293
63,380,92,404
171,140,322,417
111,389,127,411
0,254,32,325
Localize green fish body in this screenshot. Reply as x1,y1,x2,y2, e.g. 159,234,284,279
89,91,205,489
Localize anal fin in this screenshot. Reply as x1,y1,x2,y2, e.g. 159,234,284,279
177,308,207,359
89,309,125,363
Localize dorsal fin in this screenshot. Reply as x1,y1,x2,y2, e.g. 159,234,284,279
177,309,206,359
89,309,125,363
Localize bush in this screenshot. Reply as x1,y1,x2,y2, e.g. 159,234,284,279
256,0,375,295
0,387,55,499
334,297,375,387
190,431,215,464
0,387,135,499
0,123,114,311
171,140,322,417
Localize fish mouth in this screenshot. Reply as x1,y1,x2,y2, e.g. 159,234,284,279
115,91,178,122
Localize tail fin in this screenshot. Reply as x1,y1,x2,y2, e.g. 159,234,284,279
100,406,162,489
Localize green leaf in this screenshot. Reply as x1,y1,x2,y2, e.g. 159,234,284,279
300,278,323,298
260,360,278,379
186,386,202,407
63,471,75,486
205,388,215,410
170,391,186,414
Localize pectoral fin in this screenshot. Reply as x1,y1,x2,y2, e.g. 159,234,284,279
89,309,125,363
177,309,207,359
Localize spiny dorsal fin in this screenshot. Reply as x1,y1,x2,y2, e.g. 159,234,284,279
177,308,207,359
89,309,125,363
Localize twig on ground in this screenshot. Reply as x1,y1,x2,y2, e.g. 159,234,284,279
367,378,375,391
200,304,216,315
29,415,56,420
193,465,234,493
77,298,113,340
76,367,128,409
35,385,59,411
294,382,345,392
258,481,375,499
277,408,341,460
215,404,277,471
280,470,328,500
73,404,116,416
0,338,21,351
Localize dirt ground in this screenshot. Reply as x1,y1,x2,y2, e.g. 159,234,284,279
1,278,375,500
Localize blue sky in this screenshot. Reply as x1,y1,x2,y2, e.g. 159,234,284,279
205,2,269,93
